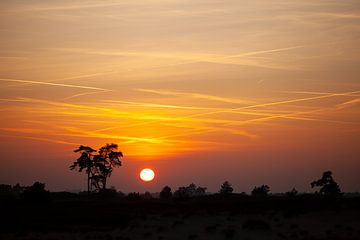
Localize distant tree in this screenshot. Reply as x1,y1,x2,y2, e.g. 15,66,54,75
0,184,12,193
219,181,234,194
173,183,207,198
311,171,341,196
22,182,50,201
12,183,26,194
285,188,298,197
98,186,118,198
127,192,141,200
160,186,172,199
142,191,153,200
70,143,123,193
251,185,270,197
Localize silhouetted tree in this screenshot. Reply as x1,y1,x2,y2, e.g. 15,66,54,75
70,143,123,193
142,191,153,200
70,145,96,193
219,181,234,194
174,183,207,198
127,192,141,200
97,186,118,198
311,171,341,196
92,143,123,190
0,184,12,193
160,186,172,199
285,188,298,197
251,185,270,197
22,182,50,201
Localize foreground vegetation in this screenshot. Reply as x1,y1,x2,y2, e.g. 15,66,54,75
1,175,359,240
1,189,360,240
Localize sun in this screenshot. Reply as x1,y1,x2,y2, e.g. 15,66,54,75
140,168,155,182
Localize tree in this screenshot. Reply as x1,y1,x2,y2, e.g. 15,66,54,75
285,188,298,197
251,185,270,197
311,171,341,196
22,182,50,201
70,145,96,193
219,181,234,194
173,183,207,198
160,186,172,199
92,143,123,190
70,143,123,193
142,191,153,200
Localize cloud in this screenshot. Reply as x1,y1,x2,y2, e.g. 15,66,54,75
0,78,110,91
103,100,219,110
136,89,254,105
187,90,360,118
319,13,360,20
3,2,135,13
281,90,360,97
336,98,360,109
0,134,80,146
48,46,304,70
63,90,111,100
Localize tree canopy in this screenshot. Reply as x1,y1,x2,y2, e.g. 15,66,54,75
311,171,341,196
70,143,123,193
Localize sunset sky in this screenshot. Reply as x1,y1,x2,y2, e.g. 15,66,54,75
0,0,359,193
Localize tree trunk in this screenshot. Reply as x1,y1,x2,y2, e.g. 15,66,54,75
87,172,90,194
103,178,107,190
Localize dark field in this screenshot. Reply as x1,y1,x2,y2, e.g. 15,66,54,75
1,194,360,240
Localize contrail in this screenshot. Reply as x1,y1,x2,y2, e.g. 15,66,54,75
0,134,80,146
50,45,304,70
281,90,360,97
223,45,304,58
336,98,360,109
5,2,130,12
136,88,254,105
186,90,360,118
0,78,110,91
156,90,360,140
116,89,360,129
63,90,111,100
103,100,220,110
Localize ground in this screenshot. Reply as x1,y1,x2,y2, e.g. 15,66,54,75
1,194,360,240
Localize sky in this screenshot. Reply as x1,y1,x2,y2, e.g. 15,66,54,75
0,0,359,193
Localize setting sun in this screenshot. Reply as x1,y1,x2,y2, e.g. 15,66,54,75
140,168,155,182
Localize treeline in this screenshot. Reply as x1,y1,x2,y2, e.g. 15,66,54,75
0,171,346,202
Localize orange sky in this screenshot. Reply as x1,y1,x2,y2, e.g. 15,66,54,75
0,0,359,193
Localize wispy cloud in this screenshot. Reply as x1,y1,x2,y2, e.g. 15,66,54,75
103,100,219,110
187,90,360,118
49,45,304,70
0,78,110,91
281,90,360,97
336,98,360,109
319,12,360,20
136,89,254,105
3,2,134,13
0,134,80,146
63,90,111,100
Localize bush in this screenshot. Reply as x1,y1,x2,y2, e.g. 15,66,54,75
127,192,141,200
160,186,172,199
251,185,270,197
219,181,234,194
173,183,207,199
22,182,50,202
